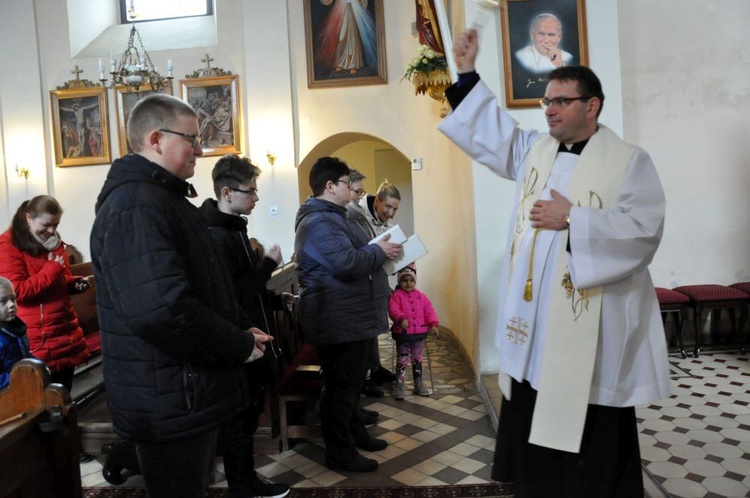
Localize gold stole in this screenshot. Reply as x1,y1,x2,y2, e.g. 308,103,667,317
510,126,634,453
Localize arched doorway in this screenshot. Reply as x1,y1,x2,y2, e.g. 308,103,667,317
297,132,414,237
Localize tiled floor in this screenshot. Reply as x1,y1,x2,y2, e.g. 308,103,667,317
81,331,500,490
636,352,750,498
80,336,750,498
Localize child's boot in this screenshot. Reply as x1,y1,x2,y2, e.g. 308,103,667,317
393,379,405,400
412,361,429,396
413,378,430,396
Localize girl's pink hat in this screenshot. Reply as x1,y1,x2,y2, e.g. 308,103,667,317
397,264,416,283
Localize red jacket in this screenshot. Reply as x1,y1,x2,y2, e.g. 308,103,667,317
0,230,89,372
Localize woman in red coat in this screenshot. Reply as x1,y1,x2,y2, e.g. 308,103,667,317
0,195,89,391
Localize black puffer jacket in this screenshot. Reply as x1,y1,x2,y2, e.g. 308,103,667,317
199,199,281,335
199,198,281,392
294,197,389,345
90,154,255,443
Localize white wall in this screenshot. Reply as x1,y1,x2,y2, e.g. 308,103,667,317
618,0,750,286
0,0,50,226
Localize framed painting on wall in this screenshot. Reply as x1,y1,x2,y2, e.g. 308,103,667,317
179,75,242,157
501,0,588,108
50,86,111,167
114,84,173,157
303,0,388,88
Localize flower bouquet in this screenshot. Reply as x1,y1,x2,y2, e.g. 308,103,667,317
403,45,451,97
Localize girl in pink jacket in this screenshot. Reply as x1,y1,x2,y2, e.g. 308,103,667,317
388,264,439,399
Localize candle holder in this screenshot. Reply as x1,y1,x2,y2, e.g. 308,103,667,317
99,23,173,94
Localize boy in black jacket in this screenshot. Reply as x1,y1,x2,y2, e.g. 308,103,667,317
199,154,291,498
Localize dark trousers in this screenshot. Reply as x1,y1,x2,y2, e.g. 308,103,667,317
217,394,264,497
50,367,75,393
367,335,382,371
492,379,643,498
317,338,372,462
135,427,219,498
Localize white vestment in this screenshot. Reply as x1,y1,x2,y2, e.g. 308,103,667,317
438,80,672,449
514,45,574,74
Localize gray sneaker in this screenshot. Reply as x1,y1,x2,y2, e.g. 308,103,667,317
393,380,405,400
414,380,430,397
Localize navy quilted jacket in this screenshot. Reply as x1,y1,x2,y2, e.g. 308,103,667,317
294,197,389,345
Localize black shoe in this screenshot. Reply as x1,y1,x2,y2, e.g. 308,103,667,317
370,365,397,384
79,451,94,463
326,454,378,472
361,380,384,398
102,458,125,485
359,408,379,425
252,477,290,498
356,437,388,452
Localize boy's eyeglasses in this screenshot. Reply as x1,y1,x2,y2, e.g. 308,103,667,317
159,129,202,148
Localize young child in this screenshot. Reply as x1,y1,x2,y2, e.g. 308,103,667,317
388,265,439,399
0,277,31,390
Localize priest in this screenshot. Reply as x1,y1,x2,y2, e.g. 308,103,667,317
439,29,672,497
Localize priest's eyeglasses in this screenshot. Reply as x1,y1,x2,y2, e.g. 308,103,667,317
539,96,591,111
159,129,202,148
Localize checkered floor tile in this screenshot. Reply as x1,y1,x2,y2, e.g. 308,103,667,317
81,332,500,489
637,353,750,498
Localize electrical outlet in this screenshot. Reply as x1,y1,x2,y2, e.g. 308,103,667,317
269,205,279,217
411,157,423,171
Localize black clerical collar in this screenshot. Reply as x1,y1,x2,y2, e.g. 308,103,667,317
557,139,590,155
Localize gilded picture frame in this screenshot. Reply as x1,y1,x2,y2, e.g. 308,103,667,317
114,84,173,157
179,75,242,157
304,0,388,88
50,86,111,167
501,0,588,108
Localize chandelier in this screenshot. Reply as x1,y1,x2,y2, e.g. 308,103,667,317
98,23,173,93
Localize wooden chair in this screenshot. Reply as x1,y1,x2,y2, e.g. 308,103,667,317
655,287,689,358
672,284,749,356
0,358,83,498
275,343,323,451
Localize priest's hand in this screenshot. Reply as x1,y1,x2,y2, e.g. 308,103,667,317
529,189,571,231
454,29,478,73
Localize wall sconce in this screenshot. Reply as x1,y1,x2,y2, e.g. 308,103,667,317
266,152,276,166
15,165,30,179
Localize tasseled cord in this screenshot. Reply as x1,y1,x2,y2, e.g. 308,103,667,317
524,228,544,301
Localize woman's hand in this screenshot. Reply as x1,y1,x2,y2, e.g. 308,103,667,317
430,326,440,336
73,277,90,293
400,319,408,329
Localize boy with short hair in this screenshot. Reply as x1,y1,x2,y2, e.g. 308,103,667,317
0,277,31,389
91,94,272,498
199,154,290,498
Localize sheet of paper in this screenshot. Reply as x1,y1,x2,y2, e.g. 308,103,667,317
383,234,428,275
369,224,407,245
369,224,428,274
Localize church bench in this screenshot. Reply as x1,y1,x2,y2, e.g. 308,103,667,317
0,358,83,498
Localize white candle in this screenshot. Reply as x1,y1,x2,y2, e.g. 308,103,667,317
167,59,173,78
110,50,116,72
98,58,105,79
139,54,146,66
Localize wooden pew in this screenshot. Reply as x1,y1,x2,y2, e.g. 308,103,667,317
0,358,83,498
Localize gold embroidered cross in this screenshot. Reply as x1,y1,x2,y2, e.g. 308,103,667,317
506,317,529,345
